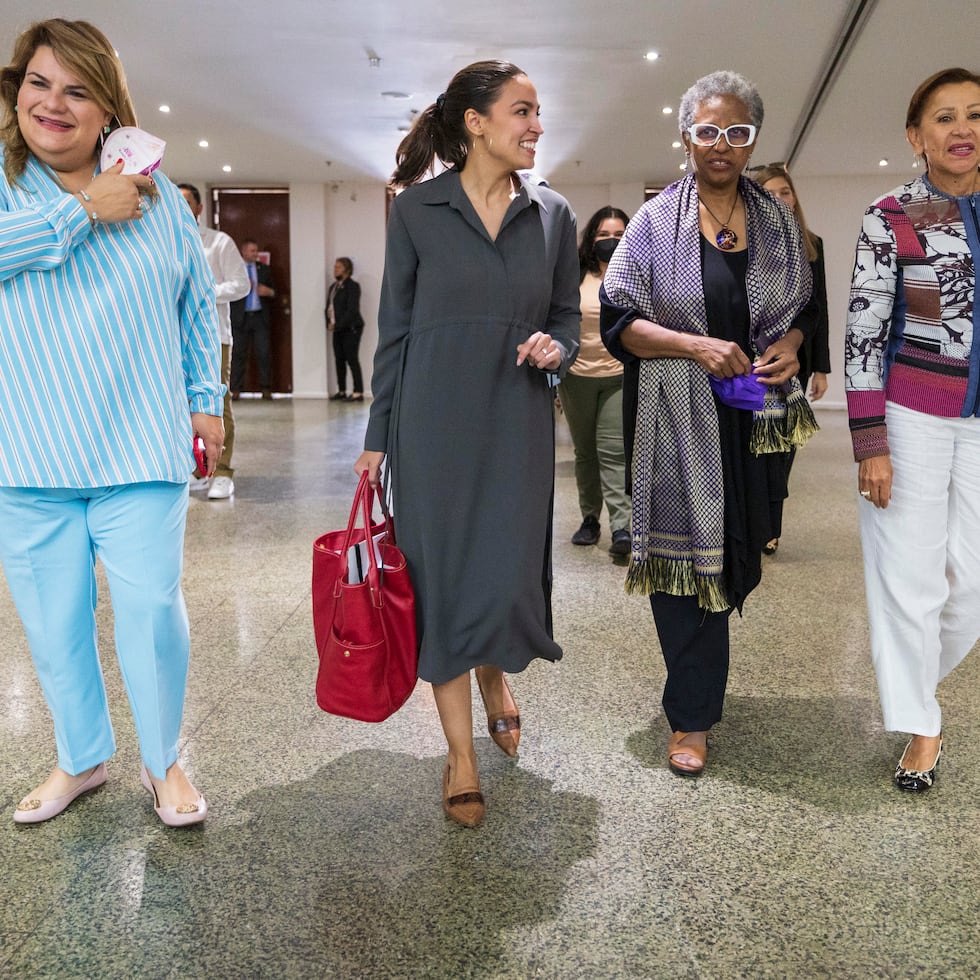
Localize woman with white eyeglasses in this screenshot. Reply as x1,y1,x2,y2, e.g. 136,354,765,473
601,71,817,777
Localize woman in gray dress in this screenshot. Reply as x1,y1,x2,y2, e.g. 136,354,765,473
355,61,580,828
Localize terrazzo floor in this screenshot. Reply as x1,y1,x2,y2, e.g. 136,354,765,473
1,399,978,979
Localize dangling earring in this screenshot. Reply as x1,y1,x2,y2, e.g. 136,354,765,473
487,135,493,151
103,123,111,135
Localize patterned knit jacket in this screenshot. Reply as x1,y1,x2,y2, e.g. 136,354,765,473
845,175,980,460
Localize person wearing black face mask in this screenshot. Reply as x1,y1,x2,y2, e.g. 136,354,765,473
561,206,632,558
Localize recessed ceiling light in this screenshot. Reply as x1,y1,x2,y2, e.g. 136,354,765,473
644,51,659,62
381,91,412,100
198,140,209,148
662,106,673,115
879,158,888,167
222,165,232,173
158,104,170,113
671,140,681,149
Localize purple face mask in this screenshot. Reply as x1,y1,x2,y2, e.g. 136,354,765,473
708,373,767,411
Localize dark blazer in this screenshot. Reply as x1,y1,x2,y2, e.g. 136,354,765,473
231,261,275,330
793,236,831,387
325,277,364,333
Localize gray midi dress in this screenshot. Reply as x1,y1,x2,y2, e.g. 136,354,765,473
364,170,581,684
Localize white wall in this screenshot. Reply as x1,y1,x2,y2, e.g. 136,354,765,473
792,173,907,409
554,181,646,231
288,180,388,397
289,183,327,397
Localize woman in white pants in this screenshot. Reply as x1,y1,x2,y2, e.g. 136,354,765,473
845,67,980,792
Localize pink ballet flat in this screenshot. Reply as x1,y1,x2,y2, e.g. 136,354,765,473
140,767,207,827
13,763,107,824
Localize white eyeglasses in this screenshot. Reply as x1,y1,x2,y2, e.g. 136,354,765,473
688,123,757,148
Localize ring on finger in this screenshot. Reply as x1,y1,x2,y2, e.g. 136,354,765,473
860,489,871,498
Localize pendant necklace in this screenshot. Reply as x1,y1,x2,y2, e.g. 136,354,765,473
701,193,740,250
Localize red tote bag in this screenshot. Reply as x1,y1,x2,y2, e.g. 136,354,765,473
313,472,418,722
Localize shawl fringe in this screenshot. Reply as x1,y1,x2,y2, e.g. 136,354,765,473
624,557,731,613
749,396,820,454
604,174,815,618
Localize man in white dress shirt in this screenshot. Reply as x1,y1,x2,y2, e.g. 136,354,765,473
179,184,250,499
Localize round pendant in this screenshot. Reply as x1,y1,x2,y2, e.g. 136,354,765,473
716,227,738,251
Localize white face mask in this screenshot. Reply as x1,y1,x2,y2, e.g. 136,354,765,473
100,126,166,175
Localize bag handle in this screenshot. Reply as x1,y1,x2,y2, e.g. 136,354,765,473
334,471,381,598
338,471,391,609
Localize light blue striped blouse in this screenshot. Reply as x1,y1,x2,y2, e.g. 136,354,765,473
0,149,223,488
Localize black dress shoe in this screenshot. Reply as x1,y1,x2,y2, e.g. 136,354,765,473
608,529,630,557
329,392,348,401
571,515,600,546
894,736,943,792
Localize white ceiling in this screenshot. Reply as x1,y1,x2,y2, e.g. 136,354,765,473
2,0,977,189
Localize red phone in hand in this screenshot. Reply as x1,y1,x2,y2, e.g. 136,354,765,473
193,436,208,475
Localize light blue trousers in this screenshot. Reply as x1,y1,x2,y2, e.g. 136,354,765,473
0,482,190,779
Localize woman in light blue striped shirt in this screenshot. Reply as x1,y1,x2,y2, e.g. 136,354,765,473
0,19,223,827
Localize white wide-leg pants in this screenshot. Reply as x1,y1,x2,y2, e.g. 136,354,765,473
859,402,980,735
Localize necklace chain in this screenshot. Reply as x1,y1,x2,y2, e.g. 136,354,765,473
700,193,740,251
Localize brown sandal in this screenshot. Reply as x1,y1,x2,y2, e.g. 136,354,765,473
475,668,521,757
667,730,708,777
442,763,485,828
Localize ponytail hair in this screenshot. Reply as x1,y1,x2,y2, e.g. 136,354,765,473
391,60,525,188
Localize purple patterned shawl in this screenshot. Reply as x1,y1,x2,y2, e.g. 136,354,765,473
603,174,816,611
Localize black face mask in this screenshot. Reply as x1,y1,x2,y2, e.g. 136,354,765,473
593,237,620,263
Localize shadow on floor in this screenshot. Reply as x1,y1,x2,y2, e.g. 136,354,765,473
625,693,894,813
8,750,600,978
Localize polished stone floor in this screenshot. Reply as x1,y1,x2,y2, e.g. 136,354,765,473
2,399,979,979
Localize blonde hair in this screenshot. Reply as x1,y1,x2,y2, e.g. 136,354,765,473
1,19,138,185
751,164,818,263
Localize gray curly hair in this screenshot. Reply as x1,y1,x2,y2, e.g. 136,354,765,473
677,70,764,133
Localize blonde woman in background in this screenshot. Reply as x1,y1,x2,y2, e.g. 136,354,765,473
752,163,831,555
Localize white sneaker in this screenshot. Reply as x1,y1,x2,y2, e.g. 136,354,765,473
208,476,235,499
188,475,210,492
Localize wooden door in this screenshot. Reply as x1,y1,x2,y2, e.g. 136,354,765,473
211,188,292,394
